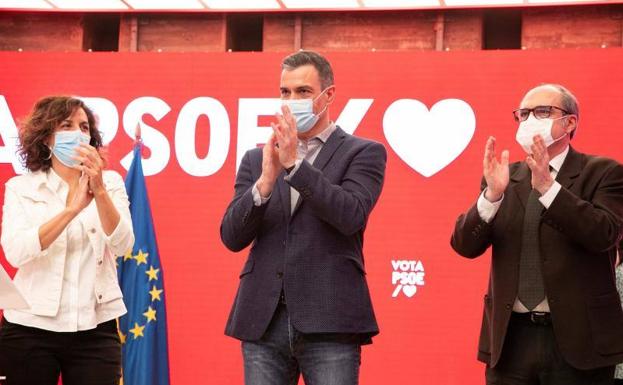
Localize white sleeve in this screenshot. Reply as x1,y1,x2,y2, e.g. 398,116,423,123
538,181,562,209
251,182,271,206
477,189,504,223
102,172,135,256
0,185,48,267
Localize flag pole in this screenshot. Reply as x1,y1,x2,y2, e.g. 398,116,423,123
135,123,142,145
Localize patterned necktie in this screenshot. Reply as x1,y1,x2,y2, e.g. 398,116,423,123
517,188,546,310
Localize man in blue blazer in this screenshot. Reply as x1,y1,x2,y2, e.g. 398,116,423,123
220,51,387,385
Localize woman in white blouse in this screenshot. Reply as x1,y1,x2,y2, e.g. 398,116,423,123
0,96,134,385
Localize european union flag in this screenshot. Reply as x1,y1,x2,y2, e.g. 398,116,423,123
117,142,171,385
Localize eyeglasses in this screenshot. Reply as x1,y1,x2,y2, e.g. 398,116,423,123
512,105,571,122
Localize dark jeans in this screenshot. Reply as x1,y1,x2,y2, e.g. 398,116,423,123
242,302,362,385
0,317,121,385
486,312,615,385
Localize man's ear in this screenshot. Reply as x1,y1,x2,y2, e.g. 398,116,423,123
325,85,336,105
565,115,578,136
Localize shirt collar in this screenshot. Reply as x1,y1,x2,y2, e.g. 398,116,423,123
299,122,336,146
315,122,337,144
45,168,64,193
30,169,47,189
549,145,569,173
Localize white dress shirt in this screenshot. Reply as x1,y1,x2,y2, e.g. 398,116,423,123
2,169,133,332
477,146,569,313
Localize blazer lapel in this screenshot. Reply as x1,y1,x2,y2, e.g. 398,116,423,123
290,126,347,217
508,146,582,211
555,146,582,190
310,127,347,172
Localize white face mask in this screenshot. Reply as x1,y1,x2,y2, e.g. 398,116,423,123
515,114,568,154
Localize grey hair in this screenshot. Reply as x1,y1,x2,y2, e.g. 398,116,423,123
532,83,580,138
282,50,334,90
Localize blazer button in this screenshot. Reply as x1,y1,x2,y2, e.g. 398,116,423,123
505,304,511,310
90,228,96,234
98,294,103,300
97,260,103,265
277,272,283,279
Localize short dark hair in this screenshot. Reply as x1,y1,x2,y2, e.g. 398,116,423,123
19,96,103,172
282,50,334,90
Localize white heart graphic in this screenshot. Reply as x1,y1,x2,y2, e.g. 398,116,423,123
402,285,417,298
383,99,476,177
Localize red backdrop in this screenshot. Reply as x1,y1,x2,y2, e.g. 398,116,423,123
1,49,622,384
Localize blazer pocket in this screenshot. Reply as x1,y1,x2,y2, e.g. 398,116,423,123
239,258,255,278
587,292,623,355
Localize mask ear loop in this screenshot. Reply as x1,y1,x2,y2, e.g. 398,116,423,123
315,101,329,118
562,114,578,138
551,114,575,142
45,146,53,160
313,86,334,117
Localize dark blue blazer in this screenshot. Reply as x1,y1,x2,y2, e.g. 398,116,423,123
221,127,387,341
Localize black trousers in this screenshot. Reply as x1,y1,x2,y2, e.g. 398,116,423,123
0,317,121,385
486,312,615,385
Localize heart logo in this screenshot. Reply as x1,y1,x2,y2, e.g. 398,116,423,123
402,285,417,298
383,99,476,177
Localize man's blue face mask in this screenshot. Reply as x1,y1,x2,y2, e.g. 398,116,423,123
282,87,330,133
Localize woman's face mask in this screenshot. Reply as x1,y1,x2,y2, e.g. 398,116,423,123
51,130,91,168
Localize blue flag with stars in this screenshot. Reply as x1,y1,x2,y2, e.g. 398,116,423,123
117,142,170,385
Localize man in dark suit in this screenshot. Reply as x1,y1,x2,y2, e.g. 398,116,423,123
220,51,386,385
451,84,623,385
